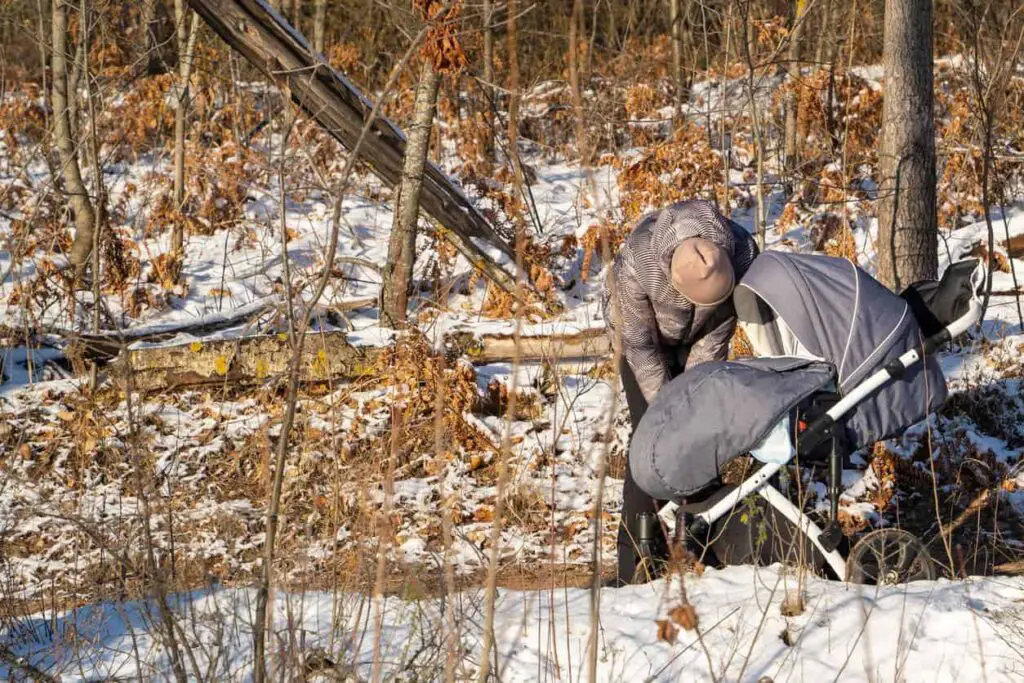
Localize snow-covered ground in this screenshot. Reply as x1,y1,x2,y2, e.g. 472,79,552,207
7,565,1024,681
4,63,1024,680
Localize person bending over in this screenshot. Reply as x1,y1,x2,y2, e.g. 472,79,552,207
601,199,759,586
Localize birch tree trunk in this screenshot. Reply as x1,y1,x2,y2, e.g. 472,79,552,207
52,0,96,274
312,0,325,53
876,0,938,290
380,62,442,327
171,2,200,266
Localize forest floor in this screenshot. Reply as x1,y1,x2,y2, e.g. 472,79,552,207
4,61,1024,679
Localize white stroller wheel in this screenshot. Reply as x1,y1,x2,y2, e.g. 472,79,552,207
846,529,936,585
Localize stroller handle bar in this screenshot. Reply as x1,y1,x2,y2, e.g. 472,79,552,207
799,265,985,454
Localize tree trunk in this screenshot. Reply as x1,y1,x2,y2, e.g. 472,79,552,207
670,0,684,106
380,63,442,327
568,0,587,163
171,2,200,265
482,0,494,161
52,0,96,274
784,0,808,175
143,0,163,74
482,0,493,87
876,0,938,290
814,0,833,66
312,0,325,53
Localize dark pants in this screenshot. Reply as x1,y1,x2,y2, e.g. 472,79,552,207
616,357,675,585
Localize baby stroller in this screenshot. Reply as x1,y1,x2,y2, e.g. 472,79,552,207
628,251,985,585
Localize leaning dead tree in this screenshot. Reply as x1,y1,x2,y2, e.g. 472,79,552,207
185,0,525,294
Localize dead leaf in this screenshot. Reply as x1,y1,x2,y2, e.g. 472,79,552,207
656,619,678,643
668,604,699,631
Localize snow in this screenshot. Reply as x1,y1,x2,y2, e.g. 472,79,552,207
5,51,1024,681
5,566,1024,681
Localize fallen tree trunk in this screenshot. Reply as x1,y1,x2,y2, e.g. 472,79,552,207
186,0,523,293
63,295,377,364
118,327,611,392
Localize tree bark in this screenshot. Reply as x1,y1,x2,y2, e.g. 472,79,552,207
142,0,163,75
814,0,833,66
312,0,325,53
52,0,96,274
568,0,587,163
670,0,684,105
877,0,938,290
380,62,442,327
784,0,808,175
482,0,493,87
171,2,200,266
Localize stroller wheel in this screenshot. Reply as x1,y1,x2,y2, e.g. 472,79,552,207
845,529,936,585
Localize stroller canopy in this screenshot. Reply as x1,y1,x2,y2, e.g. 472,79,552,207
630,251,948,501
733,251,947,445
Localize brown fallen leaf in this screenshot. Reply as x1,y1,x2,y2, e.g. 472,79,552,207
668,603,699,631
656,618,678,643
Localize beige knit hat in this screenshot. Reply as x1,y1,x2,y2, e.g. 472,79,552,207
670,237,736,306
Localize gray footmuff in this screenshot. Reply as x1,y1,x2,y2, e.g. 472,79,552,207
629,357,835,501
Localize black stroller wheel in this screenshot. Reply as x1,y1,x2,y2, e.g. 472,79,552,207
845,529,936,585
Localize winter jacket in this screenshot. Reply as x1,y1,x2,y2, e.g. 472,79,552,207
600,200,759,403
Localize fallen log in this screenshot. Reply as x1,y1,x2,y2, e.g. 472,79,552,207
117,327,611,392
63,296,377,363
186,0,523,294
118,331,381,392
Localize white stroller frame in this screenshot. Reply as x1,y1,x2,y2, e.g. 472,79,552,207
656,263,986,582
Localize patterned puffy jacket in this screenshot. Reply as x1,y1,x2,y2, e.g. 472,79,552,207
601,200,759,403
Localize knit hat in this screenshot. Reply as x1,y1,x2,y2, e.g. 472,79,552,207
670,237,736,306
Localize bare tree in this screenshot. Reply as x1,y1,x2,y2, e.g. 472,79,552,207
784,0,809,175
313,0,326,53
670,0,686,106
51,0,96,277
877,0,938,289
814,0,833,66
481,0,495,161
170,0,200,270
142,0,162,75
380,62,442,327
568,0,587,162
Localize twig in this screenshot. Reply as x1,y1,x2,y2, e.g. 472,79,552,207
0,646,59,683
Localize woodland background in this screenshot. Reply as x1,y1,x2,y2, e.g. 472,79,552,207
2,0,1024,680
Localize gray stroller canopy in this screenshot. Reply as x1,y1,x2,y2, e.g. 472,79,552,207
630,251,947,501
734,251,947,444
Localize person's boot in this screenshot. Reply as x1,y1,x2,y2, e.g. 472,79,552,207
631,512,670,583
